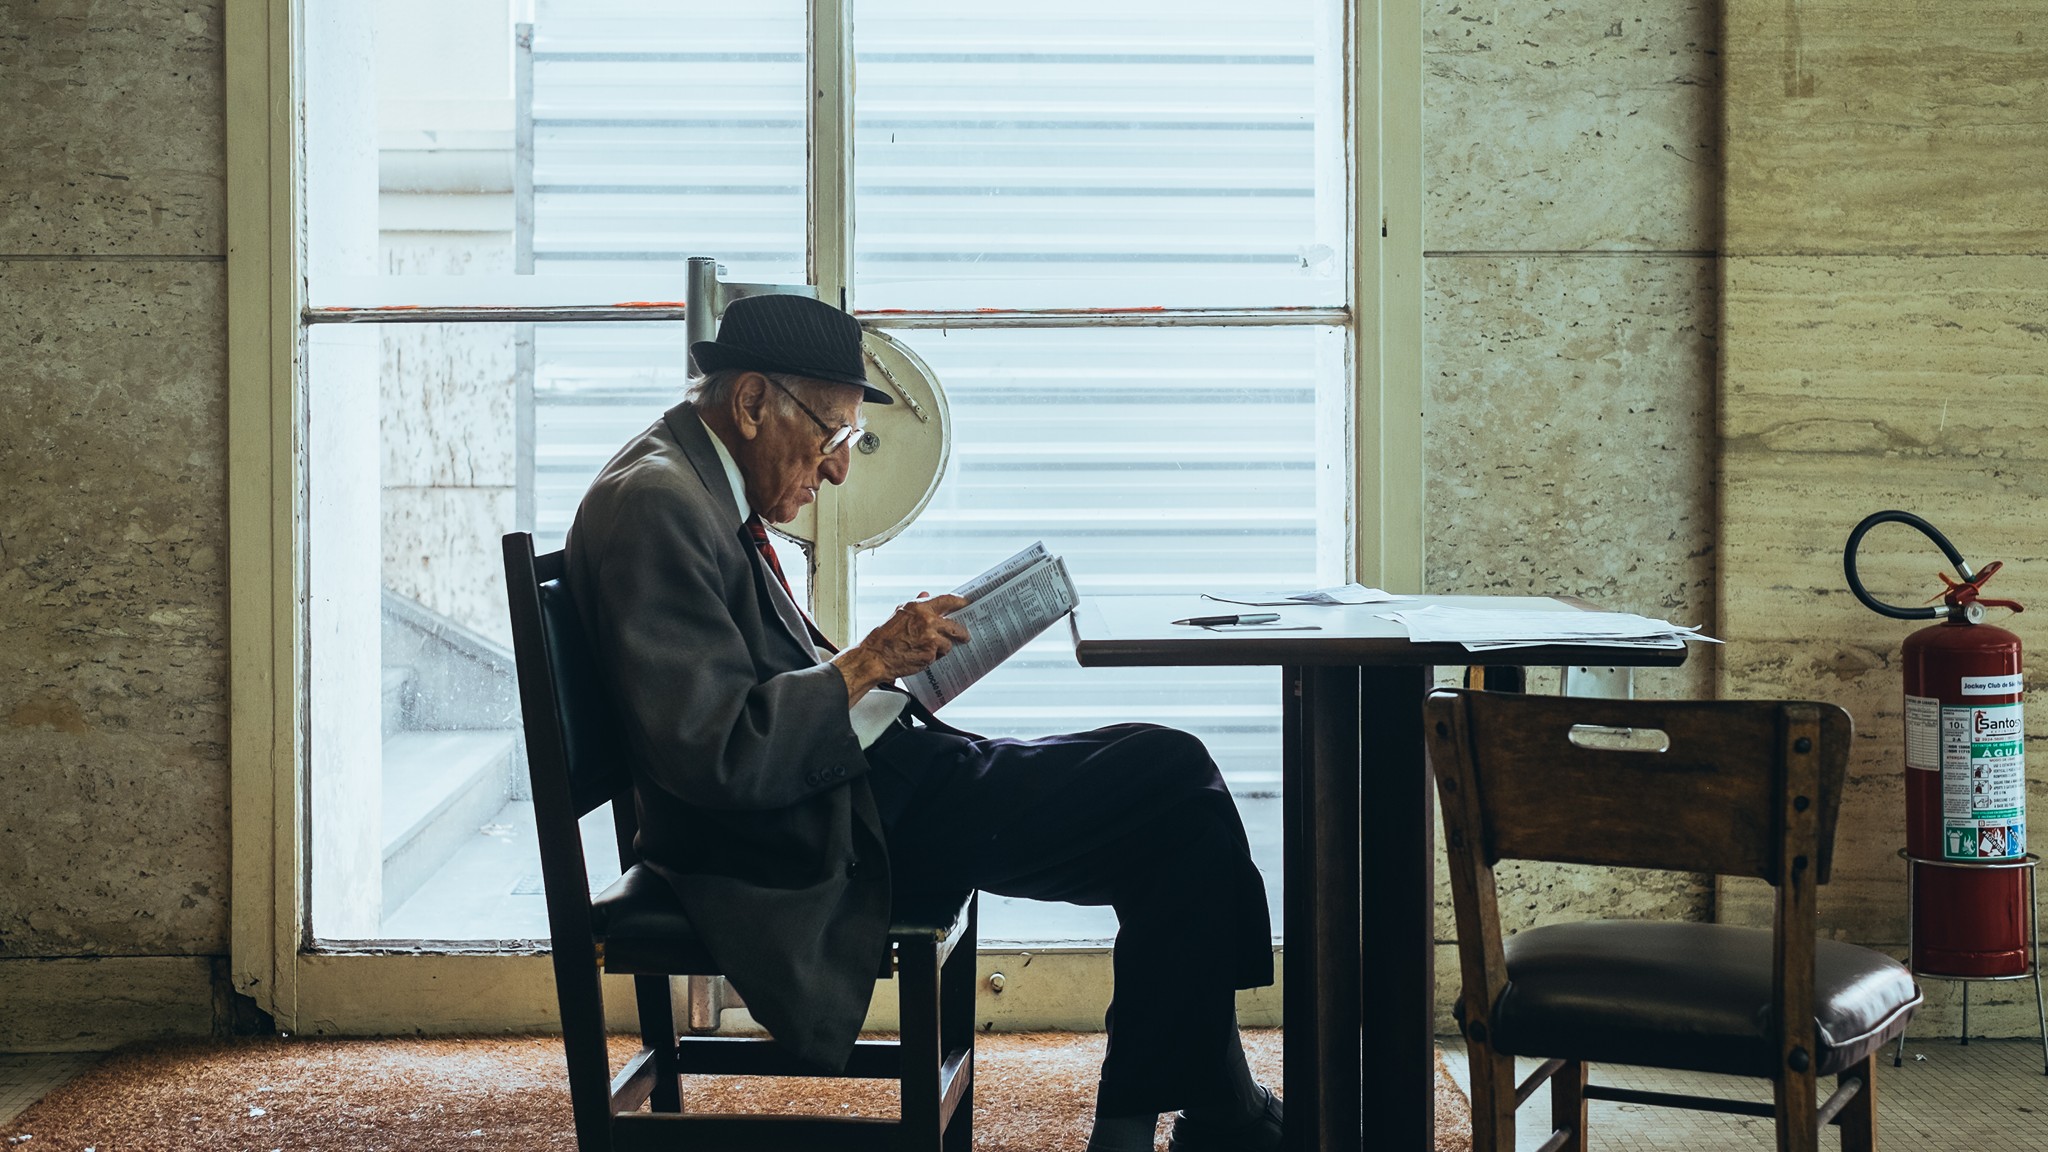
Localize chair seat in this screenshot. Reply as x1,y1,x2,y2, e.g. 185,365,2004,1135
1486,920,1921,1077
591,864,973,973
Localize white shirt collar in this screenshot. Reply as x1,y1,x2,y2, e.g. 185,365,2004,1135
698,416,753,523
697,417,904,743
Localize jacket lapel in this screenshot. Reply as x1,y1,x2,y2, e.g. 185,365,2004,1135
663,402,822,666
745,528,828,663
663,401,741,526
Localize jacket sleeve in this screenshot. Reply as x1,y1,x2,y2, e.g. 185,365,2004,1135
577,480,870,812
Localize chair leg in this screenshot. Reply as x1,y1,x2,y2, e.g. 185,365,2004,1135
1465,1033,1519,1152
1774,1058,1819,1152
1550,1059,1588,1152
899,938,946,1152
940,898,978,1152
1835,1052,1878,1152
553,950,617,1152
632,974,682,1113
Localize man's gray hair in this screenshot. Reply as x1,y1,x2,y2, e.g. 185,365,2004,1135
687,367,834,419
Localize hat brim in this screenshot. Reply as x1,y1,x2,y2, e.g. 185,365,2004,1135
691,340,894,405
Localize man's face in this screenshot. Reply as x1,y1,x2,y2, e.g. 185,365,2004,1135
734,375,863,525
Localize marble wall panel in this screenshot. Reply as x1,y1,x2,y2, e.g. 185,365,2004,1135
0,0,225,255
377,236,518,487
0,956,217,1049
381,233,513,278
0,730,229,956
380,323,518,489
1720,255,2048,639
1425,254,1719,931
1424,0,1720,252
1724,0,2048,256
0,259,229,955
1721,456,2048,641
1424,254,1718,701
382,487,518,648
1722,256,2048,461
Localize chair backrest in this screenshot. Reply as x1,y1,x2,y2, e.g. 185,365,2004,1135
1425,689,1853,1083
502,531,637,922
1425,690,1851,884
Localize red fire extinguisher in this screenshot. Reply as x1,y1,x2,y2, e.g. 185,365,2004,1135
1845,510,2030,979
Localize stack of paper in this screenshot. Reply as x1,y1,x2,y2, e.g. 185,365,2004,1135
1384,604,1720,652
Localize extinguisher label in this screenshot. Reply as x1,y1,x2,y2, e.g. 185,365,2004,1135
1938,701,2027,861
1960,673,2025,696
1904,694,1942,770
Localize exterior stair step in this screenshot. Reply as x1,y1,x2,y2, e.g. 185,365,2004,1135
382,666,414,739
380,730,517,918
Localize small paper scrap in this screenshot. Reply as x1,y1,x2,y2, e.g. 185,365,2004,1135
1206,583,1404,607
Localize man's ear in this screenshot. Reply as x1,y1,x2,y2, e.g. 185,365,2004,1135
730,372,770,440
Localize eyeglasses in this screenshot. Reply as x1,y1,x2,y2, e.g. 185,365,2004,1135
767,376,865,455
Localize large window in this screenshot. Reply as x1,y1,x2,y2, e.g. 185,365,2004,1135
300,0,1350,945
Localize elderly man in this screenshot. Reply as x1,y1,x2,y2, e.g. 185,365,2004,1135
566,294,1278,1152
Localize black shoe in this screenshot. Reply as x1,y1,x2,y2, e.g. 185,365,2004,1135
1166,1084,1283,1152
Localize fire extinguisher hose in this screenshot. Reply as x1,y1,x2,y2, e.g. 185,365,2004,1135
1844,509,2022,620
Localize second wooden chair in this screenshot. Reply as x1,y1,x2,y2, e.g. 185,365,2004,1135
1424,689,1921,1152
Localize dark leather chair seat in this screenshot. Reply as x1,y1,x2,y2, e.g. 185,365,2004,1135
592,864,972,973
1487,920,1920,1078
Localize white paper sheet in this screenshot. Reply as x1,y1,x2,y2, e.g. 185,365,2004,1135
1382,604,1720,652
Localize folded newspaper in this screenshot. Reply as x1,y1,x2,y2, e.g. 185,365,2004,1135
903,541,1081,710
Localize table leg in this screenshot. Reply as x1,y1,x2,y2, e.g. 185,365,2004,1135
1281,666,1315,1151
1360,665,1435,1149
1307,667,1366,1150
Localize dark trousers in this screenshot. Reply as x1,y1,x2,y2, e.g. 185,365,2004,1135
866,719,1275,1114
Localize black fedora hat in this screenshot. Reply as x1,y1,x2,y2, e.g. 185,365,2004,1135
690,294,892,405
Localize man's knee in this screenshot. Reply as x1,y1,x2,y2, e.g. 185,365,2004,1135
1106,723,1225,792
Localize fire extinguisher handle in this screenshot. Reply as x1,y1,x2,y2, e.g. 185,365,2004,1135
1843,510,1975,620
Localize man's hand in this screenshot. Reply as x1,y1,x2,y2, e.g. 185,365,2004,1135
832,594,971,703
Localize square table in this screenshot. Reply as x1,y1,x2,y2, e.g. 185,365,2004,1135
1069,594,1690,1151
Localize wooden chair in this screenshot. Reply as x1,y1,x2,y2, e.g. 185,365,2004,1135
502,531,978,1151
1424,689,1922,1152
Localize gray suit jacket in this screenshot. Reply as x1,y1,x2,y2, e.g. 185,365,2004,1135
565,400,890,1070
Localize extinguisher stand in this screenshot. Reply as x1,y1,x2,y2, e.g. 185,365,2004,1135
1894,849,2047,1073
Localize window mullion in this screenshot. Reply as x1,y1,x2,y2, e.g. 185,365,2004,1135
808,0,858,639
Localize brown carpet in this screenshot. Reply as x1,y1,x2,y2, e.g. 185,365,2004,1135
3,1030,1471,1151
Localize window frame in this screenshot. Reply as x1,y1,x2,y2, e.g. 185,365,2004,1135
226,0,1420,1033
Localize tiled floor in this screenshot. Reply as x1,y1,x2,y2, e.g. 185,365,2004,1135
0,1053,100,1127
1440,1036,2048,1150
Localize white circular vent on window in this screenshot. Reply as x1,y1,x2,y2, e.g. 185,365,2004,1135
774,327,950,550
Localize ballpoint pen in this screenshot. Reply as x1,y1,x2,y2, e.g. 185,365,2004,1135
1171,613,1282,627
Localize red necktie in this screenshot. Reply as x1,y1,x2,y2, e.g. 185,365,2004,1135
741,516,972,738
744,514,793,598
744,514,838,653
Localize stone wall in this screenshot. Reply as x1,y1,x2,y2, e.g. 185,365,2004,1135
1718,0,2047,1036
0,0,229,1046
1422,0,1723,1023
378,239,520,650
